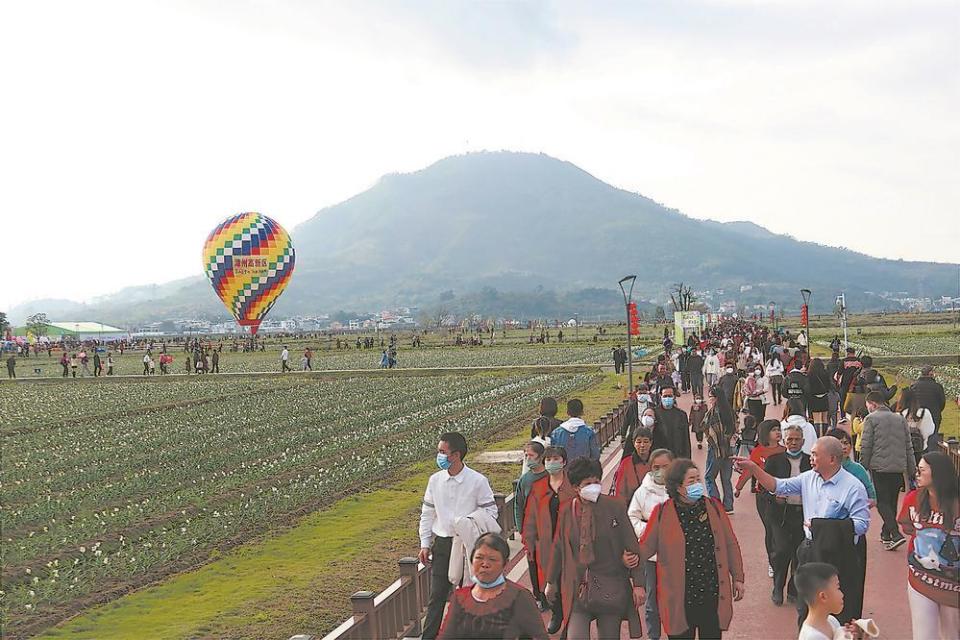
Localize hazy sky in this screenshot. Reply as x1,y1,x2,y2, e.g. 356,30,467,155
3,0,958,311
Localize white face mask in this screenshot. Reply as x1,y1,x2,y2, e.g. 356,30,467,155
726,367,734,374
641,415,655,427
579,483,602,503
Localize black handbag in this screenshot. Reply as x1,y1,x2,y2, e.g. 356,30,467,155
577,568,626,614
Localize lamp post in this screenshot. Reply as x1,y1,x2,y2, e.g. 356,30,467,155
574,313,579,342
768,301,776,330
800,289,812,348
619,275,638,394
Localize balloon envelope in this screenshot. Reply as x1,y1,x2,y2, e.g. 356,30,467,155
203,212,295,334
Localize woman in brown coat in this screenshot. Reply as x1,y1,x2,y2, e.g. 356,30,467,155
632,459,745,639
544,458,645,639
521,446,577,632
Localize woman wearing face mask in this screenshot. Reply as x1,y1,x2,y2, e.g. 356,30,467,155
624,407,657,459
765,353,785,405
628,449,676,640
632,459,745,639
703,387,738,514
689,396,708,451
742,365,769,426
437,532,548,639
545,458,645,639
522,446,577,627
614,427,655,498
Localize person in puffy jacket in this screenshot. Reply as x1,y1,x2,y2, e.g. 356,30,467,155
860,392,916,550
549,399,600,462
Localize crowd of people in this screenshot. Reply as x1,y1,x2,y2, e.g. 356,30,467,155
417,320,957,640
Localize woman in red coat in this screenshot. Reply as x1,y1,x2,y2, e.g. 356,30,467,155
521,446,577,632
544,458,645,639
633,459,745,639
614,427,654,500
438,533,548,640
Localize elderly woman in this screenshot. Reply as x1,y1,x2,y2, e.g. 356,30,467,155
437,532,548,639
545,457,645,639
631,459,745,639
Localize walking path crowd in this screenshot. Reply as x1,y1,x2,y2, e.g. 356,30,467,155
415,320,957,639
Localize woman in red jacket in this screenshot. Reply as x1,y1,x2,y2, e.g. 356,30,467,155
613,426,654,500
634,459,745,639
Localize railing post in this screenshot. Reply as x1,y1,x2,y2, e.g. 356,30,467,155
399,557,422,637
351,591,379,640
494,493,508,536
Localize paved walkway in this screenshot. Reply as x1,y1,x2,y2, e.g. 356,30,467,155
510,388,913,639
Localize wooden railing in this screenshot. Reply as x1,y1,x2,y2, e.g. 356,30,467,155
295,398,632,640
940,438,960,475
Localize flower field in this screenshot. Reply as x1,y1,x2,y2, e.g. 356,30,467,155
18,342,647,378
0,370,600,635
813,329,958,356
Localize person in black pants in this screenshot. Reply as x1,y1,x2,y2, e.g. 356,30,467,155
763,426,810,605
418,433,497,639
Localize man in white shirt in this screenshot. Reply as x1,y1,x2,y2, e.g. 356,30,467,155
280,346,290,372
418,432,497,639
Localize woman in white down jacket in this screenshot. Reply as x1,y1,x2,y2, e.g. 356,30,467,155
627,448,675,640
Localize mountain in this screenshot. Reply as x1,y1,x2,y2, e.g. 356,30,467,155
10,152,958,324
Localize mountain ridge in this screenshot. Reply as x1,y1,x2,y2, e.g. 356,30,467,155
8,151,958,325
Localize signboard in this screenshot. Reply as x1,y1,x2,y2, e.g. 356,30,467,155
674,310,701,344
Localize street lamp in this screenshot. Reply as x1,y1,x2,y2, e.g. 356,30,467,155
618,275,638,394
800,289,812,348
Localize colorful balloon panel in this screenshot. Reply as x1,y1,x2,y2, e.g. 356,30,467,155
202,212,295,334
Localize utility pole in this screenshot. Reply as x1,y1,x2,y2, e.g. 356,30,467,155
836,292,849,351
619,275,638,394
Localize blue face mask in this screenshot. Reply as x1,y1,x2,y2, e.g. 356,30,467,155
436,452,451,470
474,573,506,589
685,482,706,501
661,397,675,409
785,449,803,459
639,394,651,404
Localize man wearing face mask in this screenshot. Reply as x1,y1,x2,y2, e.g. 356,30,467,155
545,458,645,639
419,432,498,639
652,387,691,460
687,348,705,398
627,448,675,640
761,424,810,605
689,395,708,451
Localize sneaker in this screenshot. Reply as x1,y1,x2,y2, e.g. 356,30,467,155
887,535,906,551
725,507,735,514
768,565,774,578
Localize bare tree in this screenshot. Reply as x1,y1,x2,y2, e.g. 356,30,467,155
669,283,697,312
432,307,451,328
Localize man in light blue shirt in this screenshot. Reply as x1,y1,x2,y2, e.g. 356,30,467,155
735,436,870,542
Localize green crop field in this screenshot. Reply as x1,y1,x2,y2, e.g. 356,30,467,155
0,369,601,637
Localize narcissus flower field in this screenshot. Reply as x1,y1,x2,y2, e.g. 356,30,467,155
0,371,599,634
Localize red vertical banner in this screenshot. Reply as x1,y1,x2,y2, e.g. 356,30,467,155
628,302,640,336
800,304,809,326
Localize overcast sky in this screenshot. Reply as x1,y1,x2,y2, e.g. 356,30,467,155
3,0,957,311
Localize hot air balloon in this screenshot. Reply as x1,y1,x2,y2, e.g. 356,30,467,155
203,212,295,335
